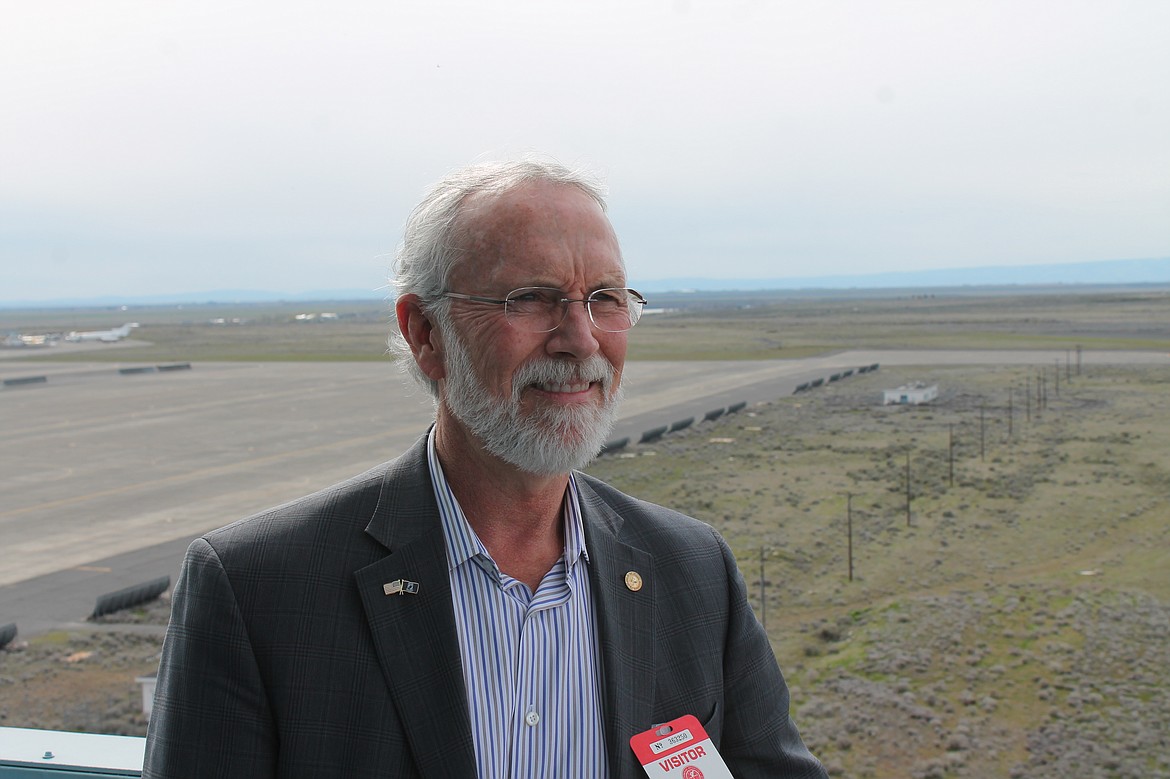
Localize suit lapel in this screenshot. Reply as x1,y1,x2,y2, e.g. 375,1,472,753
354,438,476,778
579,479,656,779
351,442,658,777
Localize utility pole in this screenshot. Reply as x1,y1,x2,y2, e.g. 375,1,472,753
905,451,912,527
948,424,955,485
847,493,854,582
759,547,766,630
979,404,986,462
1008,387,1014,439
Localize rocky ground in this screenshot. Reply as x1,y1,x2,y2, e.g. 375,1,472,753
2,361,1167,778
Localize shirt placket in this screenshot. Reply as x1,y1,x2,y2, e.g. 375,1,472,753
507,563,573,778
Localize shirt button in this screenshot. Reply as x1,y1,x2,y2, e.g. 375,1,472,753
525,710,540,727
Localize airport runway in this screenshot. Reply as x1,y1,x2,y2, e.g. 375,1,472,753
1,349,1164,637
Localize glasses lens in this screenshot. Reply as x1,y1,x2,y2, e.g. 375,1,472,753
504,287,563,332
501,287,645,332
589,288,644,332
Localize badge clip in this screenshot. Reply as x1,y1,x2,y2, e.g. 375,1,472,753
631,714,734,778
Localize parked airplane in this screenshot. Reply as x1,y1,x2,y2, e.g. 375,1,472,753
64,323,139,343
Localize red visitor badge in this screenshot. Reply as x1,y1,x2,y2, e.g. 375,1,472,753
630,714,734,778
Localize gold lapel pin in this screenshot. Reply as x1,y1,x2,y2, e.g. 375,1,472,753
624,571,643,592
384,579,420,596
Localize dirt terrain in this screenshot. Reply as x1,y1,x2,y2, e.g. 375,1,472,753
0,603,168,735
589,362,1170,778
3,358,1166,777
4,286,1169,775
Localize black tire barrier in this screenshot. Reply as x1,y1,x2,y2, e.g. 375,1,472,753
794,382,809,394
599,437,629,456
842,369,854,378
92,576,170,619
870,363,880,372
668,417,694,432
703,408,726,422
0,622,16,650
157,362,192,372
829,373,841,382
118,366,157,375
639,425,668,444
727,401,747,414
3,375,47,386
857,365,870,374
810,378,825,388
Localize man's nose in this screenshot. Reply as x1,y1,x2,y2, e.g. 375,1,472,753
546,299,599,359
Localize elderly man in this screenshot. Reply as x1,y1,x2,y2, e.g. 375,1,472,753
143,159,826,778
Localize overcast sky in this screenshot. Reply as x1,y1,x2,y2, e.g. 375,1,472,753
3,0,1167,302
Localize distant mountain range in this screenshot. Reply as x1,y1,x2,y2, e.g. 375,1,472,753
633,256,1170,293
3,256,1167,309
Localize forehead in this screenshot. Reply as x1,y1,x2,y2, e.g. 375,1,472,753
451,181,624,288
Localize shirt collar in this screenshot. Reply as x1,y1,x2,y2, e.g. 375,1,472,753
426,428,590,575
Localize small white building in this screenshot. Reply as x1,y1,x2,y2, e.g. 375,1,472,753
883,382,939,405
136,674,157,720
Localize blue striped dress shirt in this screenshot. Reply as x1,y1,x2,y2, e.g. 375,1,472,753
426,432,608,778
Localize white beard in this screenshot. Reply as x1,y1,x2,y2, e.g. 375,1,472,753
440,329,624,475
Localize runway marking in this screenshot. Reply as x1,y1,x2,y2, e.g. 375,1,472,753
0,428,398,519
0,373,396,441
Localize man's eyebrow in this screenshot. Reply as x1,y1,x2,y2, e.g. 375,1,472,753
519,281,628,292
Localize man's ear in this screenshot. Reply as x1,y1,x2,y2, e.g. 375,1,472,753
396,294,446,382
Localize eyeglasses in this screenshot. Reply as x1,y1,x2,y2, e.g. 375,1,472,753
438,286,648,333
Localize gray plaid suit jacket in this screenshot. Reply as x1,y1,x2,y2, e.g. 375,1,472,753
143,434,825,778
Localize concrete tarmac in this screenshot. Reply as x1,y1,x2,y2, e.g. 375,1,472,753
1,350,1164,637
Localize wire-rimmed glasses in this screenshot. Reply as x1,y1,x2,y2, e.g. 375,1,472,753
439,286,647,333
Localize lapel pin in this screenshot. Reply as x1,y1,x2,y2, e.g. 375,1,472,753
384,579,420,596
624,571,643,592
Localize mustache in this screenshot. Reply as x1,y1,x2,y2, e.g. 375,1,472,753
510,355,615,396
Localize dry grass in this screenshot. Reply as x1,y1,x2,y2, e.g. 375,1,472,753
2,290,1168,776
0,626,162,735
586,363,1170,777
4,288,1168,363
